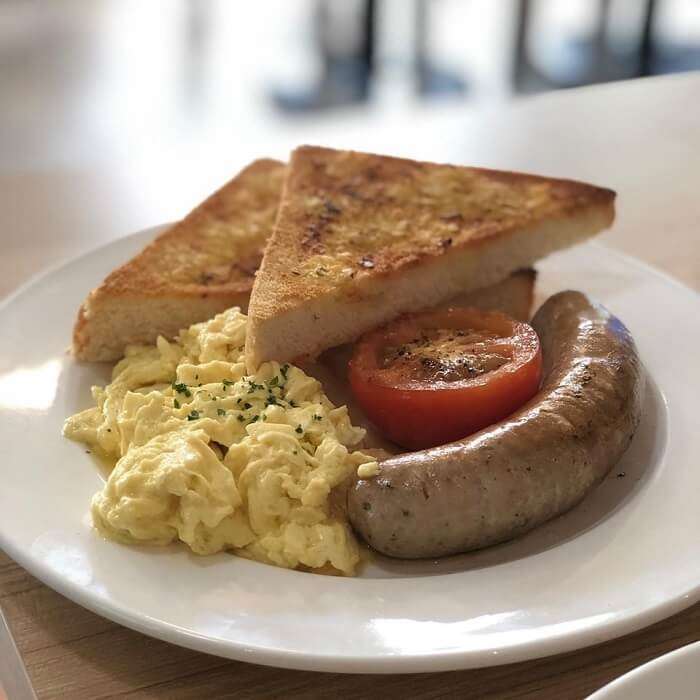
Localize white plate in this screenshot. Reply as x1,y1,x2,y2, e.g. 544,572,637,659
588,641,700,699
0,227,698,673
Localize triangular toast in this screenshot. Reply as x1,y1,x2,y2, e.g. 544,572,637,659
245,146,615,368
73,158,285,361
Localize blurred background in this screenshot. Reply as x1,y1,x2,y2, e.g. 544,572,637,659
1,0,700,246
3,0,700,166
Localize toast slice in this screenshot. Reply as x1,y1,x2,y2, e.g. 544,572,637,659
245,146,615,369
443,267,536,320
74,158,285,361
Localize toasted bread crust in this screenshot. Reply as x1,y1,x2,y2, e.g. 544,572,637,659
74,158,285,361
246,147,615,368
444,268,536,321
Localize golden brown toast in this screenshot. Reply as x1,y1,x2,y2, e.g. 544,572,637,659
444,268,536,320
245,146,615,369
73,158,285,361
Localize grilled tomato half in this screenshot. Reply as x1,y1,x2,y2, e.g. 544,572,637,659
349,307,543,450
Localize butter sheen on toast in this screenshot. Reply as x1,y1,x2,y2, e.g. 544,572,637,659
73,159,285,361
246,146,615,369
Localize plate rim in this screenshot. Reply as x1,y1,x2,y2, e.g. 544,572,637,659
4,523,700,674
0,227,698,674
587,640,700,699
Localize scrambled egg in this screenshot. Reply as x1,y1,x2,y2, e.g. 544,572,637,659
63,308,377,575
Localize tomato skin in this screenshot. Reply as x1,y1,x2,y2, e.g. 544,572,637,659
348,309,543,450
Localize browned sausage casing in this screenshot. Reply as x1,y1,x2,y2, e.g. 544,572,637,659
347,291,644,559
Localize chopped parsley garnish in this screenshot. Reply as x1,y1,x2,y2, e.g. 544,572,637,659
250,415,260,423
172,382,192,397
217,408,226,416
247,381,264,394
268,376,279,388
237,415,245,422
313,414,322,421
222,379,235,391
288,399,297,408
266,395,278,406
280,364,289,380
174,398,181,409
186,410,200,421
243,402,252,410
295,425,303,434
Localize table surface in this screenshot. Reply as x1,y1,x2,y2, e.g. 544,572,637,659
1,72,699,699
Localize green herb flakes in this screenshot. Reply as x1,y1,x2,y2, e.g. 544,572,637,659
172,382,192,397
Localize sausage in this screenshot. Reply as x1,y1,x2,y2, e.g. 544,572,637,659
347,291,644,559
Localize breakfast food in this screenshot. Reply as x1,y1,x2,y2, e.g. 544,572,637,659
65,145,642,576
64,308,377,575
348,307,544,450
73,158,285,362
245,146,615,370
348,291,644,558
73,153,533,363
443,268,535,321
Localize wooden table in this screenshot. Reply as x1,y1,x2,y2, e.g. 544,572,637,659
1,73,699,699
